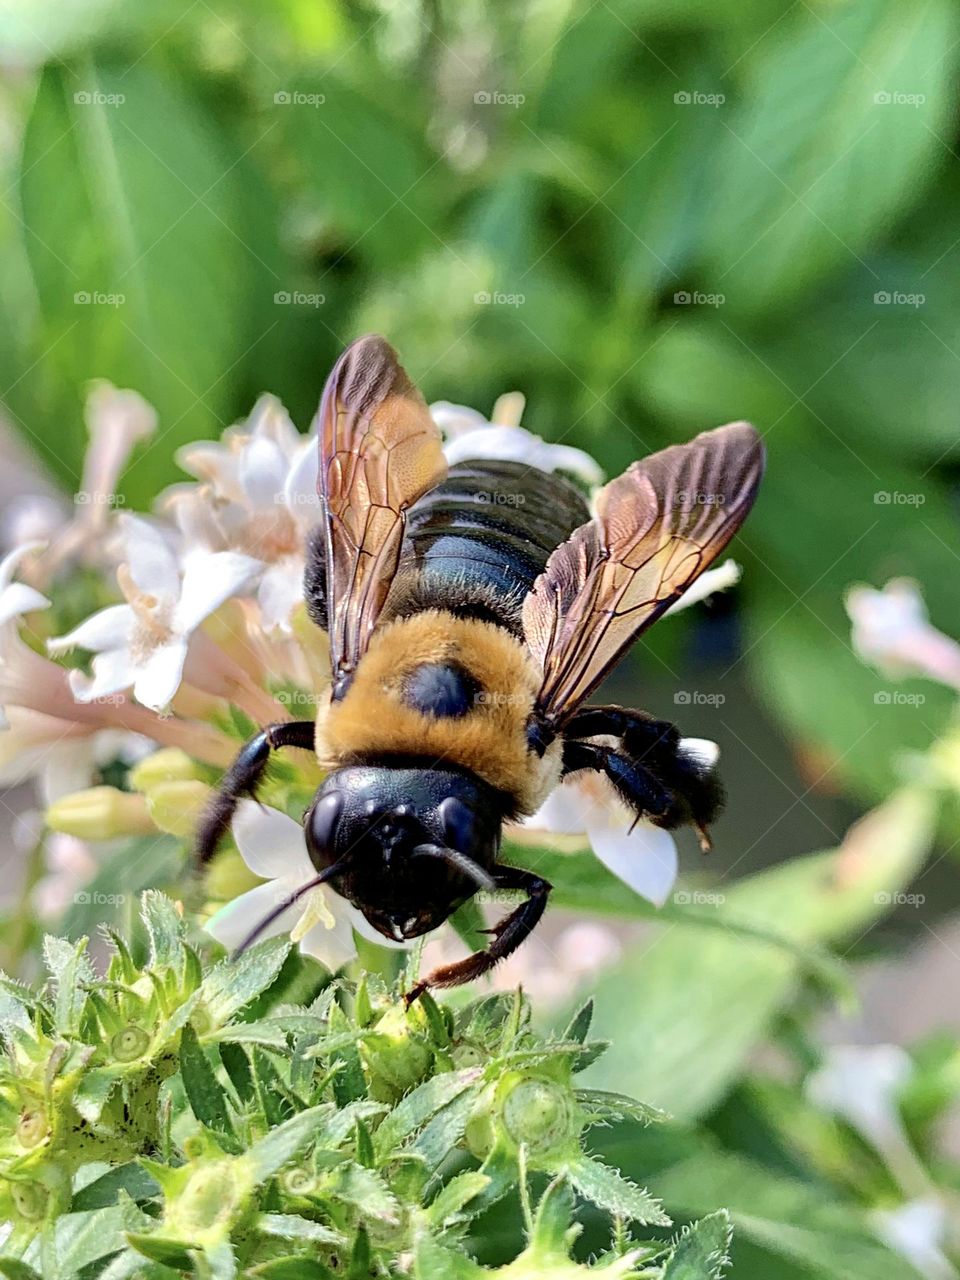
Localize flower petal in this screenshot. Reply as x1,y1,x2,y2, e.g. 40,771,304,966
524,783,589,837
257,559,304,633
679,737,720,771
232,799,314,880
445,425,603,486
48,605,135,656
665,560,741,615
69,647,138,703
239,435,290,510
120,515,180,599
132,640,188,711
430,401,489,439
0,541,46,593
585,815,678,907
175,550,261,633
206,881,305,952
0,581,50,628
298,910,359,972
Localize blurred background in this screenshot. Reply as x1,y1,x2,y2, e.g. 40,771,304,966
1,1,960,1271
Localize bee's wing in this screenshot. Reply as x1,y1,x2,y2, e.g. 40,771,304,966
316,335,446,688
522,422,765,726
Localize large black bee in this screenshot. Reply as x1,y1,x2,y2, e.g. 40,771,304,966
198,335,764,998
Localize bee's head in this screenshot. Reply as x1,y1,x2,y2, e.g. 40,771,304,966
304,765,503,942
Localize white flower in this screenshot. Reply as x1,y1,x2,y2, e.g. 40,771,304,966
873,1199,957,1280
205,801,409,970
169,396,319,633
806,1044,932,1198
845,578,960,691
431,400,604,488
0,543,52,729
48,515,261,712
522,774,679,907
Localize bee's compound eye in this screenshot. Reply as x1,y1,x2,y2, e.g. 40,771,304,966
308,792,343,863
438,796,475,853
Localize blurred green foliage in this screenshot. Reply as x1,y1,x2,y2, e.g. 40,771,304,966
1,0,959,813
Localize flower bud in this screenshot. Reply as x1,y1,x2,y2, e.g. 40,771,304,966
169,1160,249,1243
111,1024,151,1062
204,848,261,902
466,1071,582,1162
46,787,155,840
16,1107,49,1149
146,780,213,838
11,1180,47,1221
361,1005,434,1103
129,748,206,791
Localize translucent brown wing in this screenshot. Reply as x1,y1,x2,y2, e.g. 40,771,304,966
522,422,765,727
316,335,446,694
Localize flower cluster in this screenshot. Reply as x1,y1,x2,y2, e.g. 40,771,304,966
2,381,740,975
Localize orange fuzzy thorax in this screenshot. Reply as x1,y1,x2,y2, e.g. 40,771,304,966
316,610,562,815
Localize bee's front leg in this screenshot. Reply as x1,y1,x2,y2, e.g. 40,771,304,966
405,866,552,1003
196,720,316,863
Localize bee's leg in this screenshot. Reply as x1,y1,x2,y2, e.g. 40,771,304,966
561,739,673,820
405,867,551,1003
196,720,316,864
563,704,678,759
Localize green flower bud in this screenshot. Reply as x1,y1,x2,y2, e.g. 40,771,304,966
129,748,206,790
16,1107,49,1149
174,1161,242,1238
467,1071,582,1162
282,1167,318,1198
361,1005,433,1103
111,1024,151,1062
46,786,155,839
501,1078,575,1156
11,1180,47,1221
146,780,213,839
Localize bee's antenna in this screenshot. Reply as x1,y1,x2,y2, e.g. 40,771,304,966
232,862,347,958
412,844,495,891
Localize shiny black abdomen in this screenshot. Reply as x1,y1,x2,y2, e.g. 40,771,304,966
382,459,591,634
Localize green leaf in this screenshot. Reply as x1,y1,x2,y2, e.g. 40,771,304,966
18,58,256,504
140,891,185,969
32,1202,151,1275
582,789,934,1120
71,1162,160,1211
576,1089,669,1128
702,0,956,314
258,1214,341,1244
179,1024,237,1141
200,939,292,1028
413,1233,484,1280
43,934,93,1034
426,1172,491,1227
247,1106,330,1183
0,1262,41,1280
561,1153,671,1226
664,1211,733,1280
374,1067,483,1156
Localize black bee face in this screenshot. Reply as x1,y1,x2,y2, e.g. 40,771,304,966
304,765,502,942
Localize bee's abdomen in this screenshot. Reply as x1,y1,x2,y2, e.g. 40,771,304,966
384,460,591,632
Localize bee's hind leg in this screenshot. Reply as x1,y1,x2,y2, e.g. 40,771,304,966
561,739,673,822
196,720,316,864
405,867,551,1003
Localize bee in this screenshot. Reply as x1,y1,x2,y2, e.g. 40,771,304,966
198,335,764,998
